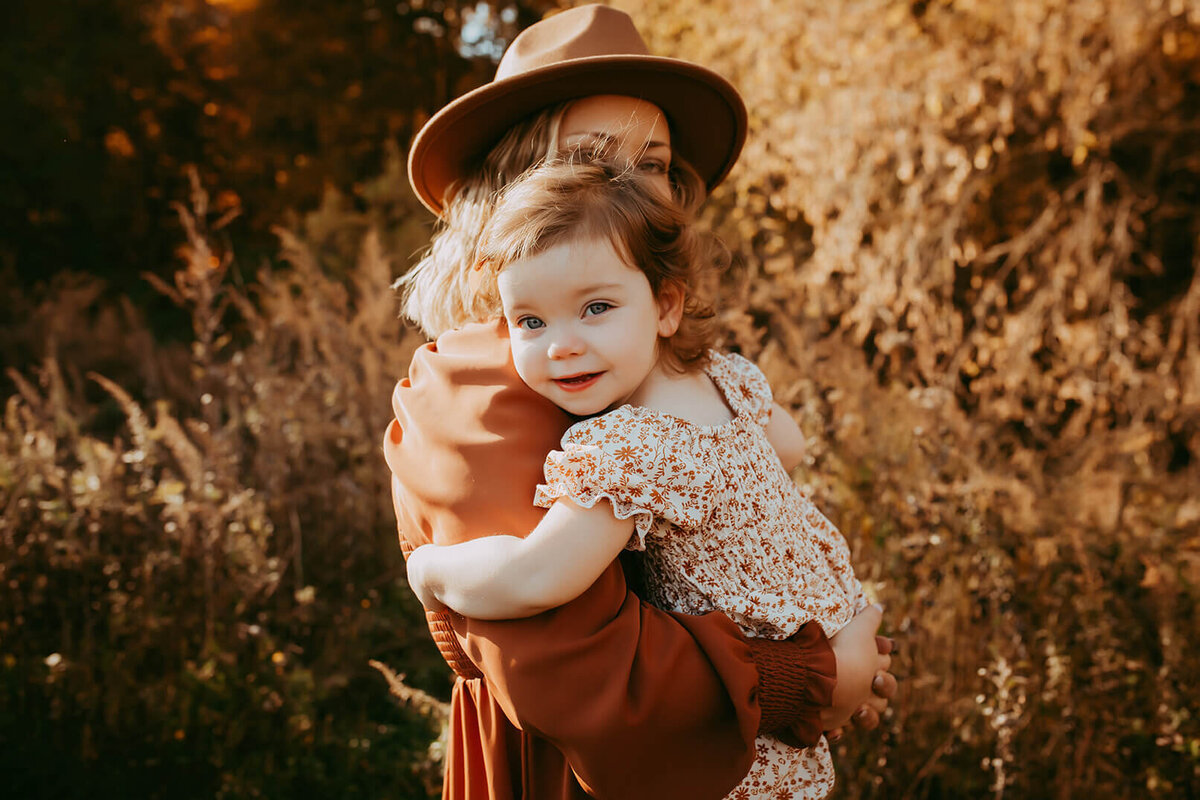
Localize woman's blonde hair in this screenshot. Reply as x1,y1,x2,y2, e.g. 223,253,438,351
475,159,721,374
397,103,707,337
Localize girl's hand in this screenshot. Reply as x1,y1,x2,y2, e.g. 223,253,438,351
844,636,898,734
819,604,893,733
825,662,898,740
405,544,449,613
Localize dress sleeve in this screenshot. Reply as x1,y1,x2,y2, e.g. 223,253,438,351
384,321,834,798
709,350,774,427
534,409,719,550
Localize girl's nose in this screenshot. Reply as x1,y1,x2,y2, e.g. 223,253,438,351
546,333,585,360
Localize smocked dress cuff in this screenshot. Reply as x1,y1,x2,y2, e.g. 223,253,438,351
748,621,837,744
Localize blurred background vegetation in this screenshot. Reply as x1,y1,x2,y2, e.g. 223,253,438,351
1,0,1197,798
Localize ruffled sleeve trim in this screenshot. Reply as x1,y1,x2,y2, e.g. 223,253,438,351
534,478,658,551
533,407,718,550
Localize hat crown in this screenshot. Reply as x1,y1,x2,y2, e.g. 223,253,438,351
496,5,651,81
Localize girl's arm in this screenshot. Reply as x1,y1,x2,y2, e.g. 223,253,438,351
405,497,633,619
765,401,807,471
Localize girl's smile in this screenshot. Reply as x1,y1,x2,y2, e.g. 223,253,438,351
553,372,605,391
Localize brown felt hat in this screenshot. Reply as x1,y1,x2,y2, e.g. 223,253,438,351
408,4,747,216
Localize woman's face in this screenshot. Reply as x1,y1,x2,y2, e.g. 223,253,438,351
557,96,672,199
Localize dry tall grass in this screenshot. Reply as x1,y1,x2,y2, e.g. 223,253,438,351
2,0,1198,797
0,164,445,798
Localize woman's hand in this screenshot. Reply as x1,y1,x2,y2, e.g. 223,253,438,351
819,604,895,736
404,544,449,613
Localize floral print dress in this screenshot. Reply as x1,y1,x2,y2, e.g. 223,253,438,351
533,351,868,800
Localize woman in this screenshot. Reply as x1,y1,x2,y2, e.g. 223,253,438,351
383,7,897,799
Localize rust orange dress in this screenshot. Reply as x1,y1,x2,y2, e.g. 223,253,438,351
383,320,837,800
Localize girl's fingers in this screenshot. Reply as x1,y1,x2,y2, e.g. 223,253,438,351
875,635,897,655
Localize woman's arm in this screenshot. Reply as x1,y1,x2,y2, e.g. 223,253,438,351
406,498,633,618
387,322,855,798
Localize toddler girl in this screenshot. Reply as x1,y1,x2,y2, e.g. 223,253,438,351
405,159,875,799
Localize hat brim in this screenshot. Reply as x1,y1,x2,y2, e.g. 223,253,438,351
408,54,747,216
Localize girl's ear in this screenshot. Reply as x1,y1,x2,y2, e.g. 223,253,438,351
656,281,685,338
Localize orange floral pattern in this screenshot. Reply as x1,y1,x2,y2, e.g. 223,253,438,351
534,352,867,800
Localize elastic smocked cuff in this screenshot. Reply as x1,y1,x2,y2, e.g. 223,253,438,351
425,610,483,681
748,622,837,743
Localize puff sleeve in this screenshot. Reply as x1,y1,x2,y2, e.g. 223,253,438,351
534,407,721,549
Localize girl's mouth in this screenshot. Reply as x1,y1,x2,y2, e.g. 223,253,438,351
553,372,603,392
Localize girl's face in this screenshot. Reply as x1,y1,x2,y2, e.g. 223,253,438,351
557,96,673,200
499,236,681,417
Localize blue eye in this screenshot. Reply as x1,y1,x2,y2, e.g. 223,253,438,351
517,317,545,331
584,302,612,317
639,160,667,174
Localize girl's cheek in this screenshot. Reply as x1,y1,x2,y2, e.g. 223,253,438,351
511,343,541,380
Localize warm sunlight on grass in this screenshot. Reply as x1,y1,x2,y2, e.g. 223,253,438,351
2,0,1197,797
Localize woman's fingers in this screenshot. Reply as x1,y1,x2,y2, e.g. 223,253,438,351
872,670,898,699
841,672,897,735
850,705,880,731
861,691,889,716
876,635,897,655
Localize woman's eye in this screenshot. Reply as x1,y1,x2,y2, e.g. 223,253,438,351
584,302,612,317
517,317,545,330
570,144,606,165
639,159,667,174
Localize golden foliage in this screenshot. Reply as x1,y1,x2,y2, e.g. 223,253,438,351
4,0,1199,795
616,0,1199,795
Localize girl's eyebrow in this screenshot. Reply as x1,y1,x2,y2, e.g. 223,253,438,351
503,282,622,317
571,281,625,297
